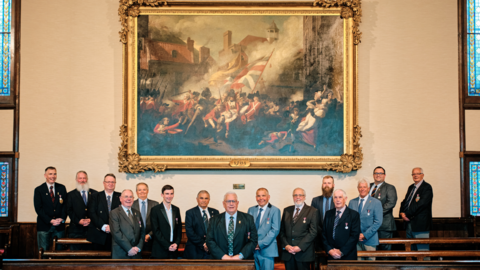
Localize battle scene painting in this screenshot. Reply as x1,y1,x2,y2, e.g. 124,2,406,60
136,14,345,157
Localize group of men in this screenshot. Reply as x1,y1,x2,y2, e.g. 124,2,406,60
34,165,433,270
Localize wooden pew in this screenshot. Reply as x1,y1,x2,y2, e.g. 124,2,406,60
357,250,480,261
4,259,255,270
0,224,17,258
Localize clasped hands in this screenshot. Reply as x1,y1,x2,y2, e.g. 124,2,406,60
128,246,140,256
285,245,301,255
50,218,63,226
169,243,178,252
79,218,91,227
328,248,342,259
221,254,242,260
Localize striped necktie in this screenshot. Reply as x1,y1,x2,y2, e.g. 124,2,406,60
228,216,234,256
333,210,341,240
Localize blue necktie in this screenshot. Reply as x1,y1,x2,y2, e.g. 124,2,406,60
255,208,263,230
141,201,147,227
358,198,364,214
82,190,87,205
228,216,234,256
107,195,112,212
333,210,341,240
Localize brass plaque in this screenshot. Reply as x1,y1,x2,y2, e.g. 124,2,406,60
229,160,251,167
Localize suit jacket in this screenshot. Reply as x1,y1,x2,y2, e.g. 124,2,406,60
132,198,159,251
87,190,121,245
184,206,220,259
206,211,258,260
348,196,383,246
279,204,318,262
370,182,397,231
311,195,334,250
399,180,433,232
150,202,183,259
247,203,281,257
34,182,68,232
67,188,98,235
110,206,145,259
322,207,360,260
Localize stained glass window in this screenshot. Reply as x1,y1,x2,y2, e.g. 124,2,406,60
0,0,11,97
0,162,8,217
470,162,480,216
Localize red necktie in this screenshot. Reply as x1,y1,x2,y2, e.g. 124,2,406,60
49,186,55,203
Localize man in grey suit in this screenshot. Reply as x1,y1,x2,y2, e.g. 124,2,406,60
110,189,145,259
370,166,397,251
348,179,383,260
132,182,159,251
247,188,281,270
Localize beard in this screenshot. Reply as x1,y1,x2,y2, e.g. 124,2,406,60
322,186,333,198
76,182,90,192
294,201,304,208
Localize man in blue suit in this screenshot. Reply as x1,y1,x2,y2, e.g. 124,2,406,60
348,179,383,260
184,190,220,259
247,188,281,270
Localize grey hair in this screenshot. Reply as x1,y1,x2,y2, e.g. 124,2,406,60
357,178,369,187
223,191,238,201
121,189,134,197
412,167,424,174
293,187,306,197
197,190,210,198
334,189,347,197
75,170,88,179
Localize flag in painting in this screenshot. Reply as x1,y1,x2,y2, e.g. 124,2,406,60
230,52,272,91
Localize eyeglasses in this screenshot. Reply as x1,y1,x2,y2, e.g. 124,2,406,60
224,200,237,204
293,194,305,197
104,181,116,184
373,173,385,175
411,173,423,176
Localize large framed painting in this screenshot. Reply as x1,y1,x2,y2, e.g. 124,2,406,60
118,0,363,173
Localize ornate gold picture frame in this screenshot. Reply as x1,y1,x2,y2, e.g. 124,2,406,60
118,0,362,173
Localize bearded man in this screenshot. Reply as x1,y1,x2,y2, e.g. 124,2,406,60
311,176,335,254
67,171,98,250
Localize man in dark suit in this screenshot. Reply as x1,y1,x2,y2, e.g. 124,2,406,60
131,182,159,252
370,166,397,251
206,191,258,260
399,167,433,253
87,173,121,250
66,171,97,250
311,175,335,253
34,166,68,251
150,184,182,259
322,189,360,261
184,190,219,259
280,187,318,270
110,189,145,259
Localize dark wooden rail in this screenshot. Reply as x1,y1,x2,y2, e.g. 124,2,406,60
357,250,480,261
327,260,480,269
4,259,255,270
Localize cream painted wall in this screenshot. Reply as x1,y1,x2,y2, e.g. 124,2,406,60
15,0,459,222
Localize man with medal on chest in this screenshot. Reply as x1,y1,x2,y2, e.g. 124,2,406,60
67,170,97,250
132,182,159,252
348,179,383,260
206,191,258,260
184,190,220,259
110,189,145,259
399,167,433,254
322,189,360,260
247,188,281,270
34,166,68,251
279,188,318,270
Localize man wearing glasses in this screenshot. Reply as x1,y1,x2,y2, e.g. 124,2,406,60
206,191,258,260
87,173,121,250
399,167,433,254
279,188,318,270
369,166,397,252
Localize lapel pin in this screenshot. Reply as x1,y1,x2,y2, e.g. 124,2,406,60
378,193,381,199
239,220,241,224
176,217,178,224
59,195,63,204
367,209,371,216
345,223,348,229
267,218,270,224
248,232,250,239
303,217,306,223
46,193,48,195
416,194,420,202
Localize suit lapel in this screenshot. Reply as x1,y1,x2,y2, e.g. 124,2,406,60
196,208,206,234
99,191,108,212
172,207,177,231
219,213,228,241
120,208,134,227
160,203,170,230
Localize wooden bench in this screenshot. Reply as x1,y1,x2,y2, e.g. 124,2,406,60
327,260,480,269
357,250,480,261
